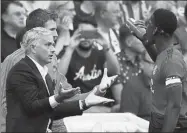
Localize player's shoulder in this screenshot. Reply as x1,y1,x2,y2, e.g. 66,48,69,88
165,47,183,61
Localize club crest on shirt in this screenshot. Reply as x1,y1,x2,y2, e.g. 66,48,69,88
152,65,158,75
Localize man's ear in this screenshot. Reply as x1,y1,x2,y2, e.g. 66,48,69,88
2,14,8,23
100,10,106,18
31,44,37,54
152,27,158,36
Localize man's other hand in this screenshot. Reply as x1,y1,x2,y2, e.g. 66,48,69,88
84,87,115,107
99,68,118,92
57,82,81,101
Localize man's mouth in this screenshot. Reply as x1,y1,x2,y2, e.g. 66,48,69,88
19,20,24,24
49,55,53,59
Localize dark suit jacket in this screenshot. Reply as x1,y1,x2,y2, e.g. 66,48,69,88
6,56,82,132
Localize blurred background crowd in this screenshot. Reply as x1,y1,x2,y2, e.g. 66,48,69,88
1,0,187,132
1,0,187,62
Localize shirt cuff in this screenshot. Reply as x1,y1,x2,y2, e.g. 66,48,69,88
79,100,83,110
49,96,60,109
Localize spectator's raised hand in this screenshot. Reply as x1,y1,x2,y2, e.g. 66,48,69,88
57,16,71,31
68,29,85,50
91,29,110,50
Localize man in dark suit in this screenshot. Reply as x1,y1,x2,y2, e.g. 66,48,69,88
6,27,116,132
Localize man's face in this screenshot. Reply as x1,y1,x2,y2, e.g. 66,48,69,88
103,2,121,27
78,23,95,51
34,34,55,65
125,35,145,54
44,20,58,42
3,3,26,29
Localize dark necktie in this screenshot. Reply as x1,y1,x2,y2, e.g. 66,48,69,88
45,74,54,96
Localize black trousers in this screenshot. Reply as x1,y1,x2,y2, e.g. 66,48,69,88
149,113,187,132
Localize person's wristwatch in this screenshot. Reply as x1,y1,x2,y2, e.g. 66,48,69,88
80,100,89,110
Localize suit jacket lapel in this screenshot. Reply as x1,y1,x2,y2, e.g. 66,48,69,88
24,56,54,96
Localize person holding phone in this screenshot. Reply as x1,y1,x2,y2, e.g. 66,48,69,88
56,15,120,113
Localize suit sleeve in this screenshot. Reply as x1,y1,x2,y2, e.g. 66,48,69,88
7,64,83,118
52,101,83,120
7,68,53,116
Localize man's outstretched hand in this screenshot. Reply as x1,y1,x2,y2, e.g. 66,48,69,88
99,68,118,92
57,83,81,102
84,87,115,107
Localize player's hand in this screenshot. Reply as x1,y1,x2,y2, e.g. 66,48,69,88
133,20,147,40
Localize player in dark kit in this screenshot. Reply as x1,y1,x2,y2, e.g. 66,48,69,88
131,9,187,132
146,9,187,132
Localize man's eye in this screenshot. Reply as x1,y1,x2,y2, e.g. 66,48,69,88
45,43,51,46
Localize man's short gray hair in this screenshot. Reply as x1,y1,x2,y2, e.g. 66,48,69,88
22,27,52,49
21,27,52,55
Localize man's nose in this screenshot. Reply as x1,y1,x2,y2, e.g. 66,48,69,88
50,45,56,53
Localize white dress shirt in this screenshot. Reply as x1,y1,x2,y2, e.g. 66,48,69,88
28,56,83,107
28,56,60,108
28,56,84,132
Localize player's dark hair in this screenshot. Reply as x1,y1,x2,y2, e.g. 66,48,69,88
153,8,177,36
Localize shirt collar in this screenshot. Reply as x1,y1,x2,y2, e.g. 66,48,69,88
27,56,48,78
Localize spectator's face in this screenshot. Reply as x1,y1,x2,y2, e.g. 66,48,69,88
103,2,121,27
2,3,26,29
44,20,58,42
78,23,95,50
125,35,145,54
34,34,55,65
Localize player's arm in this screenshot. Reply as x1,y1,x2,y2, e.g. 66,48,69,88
161,59,184,132
162,77,182,132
